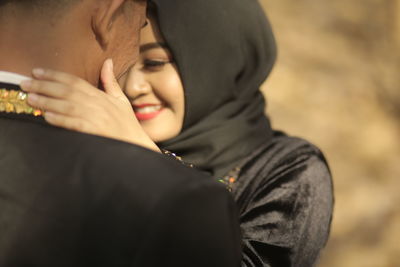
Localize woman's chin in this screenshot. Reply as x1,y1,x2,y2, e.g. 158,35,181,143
141,123,179,143
139,110,182,143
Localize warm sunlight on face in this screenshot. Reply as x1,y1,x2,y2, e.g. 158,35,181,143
121,16,185,143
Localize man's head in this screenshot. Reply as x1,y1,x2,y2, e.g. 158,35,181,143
0,0,76,9
0,0,147,86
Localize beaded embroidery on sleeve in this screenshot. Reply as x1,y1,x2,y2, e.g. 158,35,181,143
218,167,240,192
161,149,194,168
161,149,239,192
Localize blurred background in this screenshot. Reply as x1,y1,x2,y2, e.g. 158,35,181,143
259,0,400,266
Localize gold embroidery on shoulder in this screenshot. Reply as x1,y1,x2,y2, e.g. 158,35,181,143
0,89,42,116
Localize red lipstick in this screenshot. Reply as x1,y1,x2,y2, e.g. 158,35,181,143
132,103,164,121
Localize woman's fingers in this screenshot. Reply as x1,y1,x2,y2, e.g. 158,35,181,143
44,112,93,133
21,67,129,123
21,80,74,99
32,68,79,84
27,93,84,116
31,68,96,95
101,59,127,100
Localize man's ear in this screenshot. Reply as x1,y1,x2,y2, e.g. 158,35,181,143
92,0,126,49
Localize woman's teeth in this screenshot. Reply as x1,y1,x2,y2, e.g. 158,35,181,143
135,105,162,114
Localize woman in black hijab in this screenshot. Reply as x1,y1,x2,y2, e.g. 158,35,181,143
24,0,334,265
150,0,334,265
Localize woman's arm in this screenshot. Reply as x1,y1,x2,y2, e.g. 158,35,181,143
20,59,160,152
239,145,333,267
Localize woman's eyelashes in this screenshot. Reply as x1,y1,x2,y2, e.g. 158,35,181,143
142,59,172,71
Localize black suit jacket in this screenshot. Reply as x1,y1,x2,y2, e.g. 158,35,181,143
0,83,241,266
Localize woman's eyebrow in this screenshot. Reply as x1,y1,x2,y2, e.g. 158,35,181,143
140,42,168,52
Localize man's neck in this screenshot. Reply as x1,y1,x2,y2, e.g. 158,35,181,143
0,11,58,77
0,31,82,81
0,8,101,86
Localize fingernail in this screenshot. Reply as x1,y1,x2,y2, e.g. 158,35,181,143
27,93,39,103
32,68,45,77
20,80,32,90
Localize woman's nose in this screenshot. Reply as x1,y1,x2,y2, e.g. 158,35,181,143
124,69,151,98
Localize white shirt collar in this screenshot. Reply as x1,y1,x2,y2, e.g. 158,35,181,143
0,71,31,86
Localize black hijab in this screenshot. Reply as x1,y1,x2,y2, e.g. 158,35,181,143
153,0,277,178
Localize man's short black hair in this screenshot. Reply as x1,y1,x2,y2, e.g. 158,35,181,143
0,0,76,10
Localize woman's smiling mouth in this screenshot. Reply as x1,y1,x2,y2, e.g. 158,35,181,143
133,104,164,121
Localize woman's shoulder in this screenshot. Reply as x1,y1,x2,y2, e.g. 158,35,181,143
241,131,328,172
233,130,332,201
263,131,327,163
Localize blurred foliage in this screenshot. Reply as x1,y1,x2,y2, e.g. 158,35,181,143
260,0,400,266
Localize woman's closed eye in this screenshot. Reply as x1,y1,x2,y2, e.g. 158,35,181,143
142,59,172,71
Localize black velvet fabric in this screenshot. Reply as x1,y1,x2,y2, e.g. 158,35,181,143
233,132,333,266
0,84,242,266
